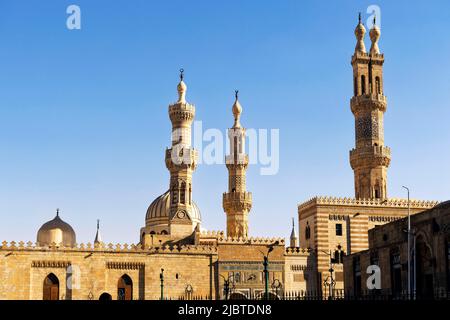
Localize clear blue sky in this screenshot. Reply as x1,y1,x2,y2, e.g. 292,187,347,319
0,0,449,244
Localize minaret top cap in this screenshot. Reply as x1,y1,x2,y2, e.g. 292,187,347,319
290,218,298,239
94,219,102,244
177,68,187,103
369,16,381,54
232,90,242,128
354,12,367,54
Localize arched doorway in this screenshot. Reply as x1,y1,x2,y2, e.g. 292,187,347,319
229,292,247,300
117,274,133,300
99,292,112,300
43,273,59,300
416,236,434,299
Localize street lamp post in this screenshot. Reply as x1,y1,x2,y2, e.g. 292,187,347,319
402,186,411,299
160,268,164,300
263,256,269,300
263,241,279,300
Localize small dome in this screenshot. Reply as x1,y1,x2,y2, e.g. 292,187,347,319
232,99,242,118
37,210,76,247
232,90,242,128
354,14,367,54
145,190,201,226
355,22,366,36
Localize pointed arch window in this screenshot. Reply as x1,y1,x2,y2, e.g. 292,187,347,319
180,181,186,204
305,222,311,240
375,76,381,94
361,75,366,95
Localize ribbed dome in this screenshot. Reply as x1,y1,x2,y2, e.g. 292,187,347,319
145,190,201,226
37,212,76,247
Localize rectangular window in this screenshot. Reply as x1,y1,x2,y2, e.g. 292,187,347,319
336,223,343,236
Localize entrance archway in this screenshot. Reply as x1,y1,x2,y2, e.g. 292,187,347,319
99,292,112,300
229,292,247,300
43,273,59,300
118,274,133,300
416,236,434,299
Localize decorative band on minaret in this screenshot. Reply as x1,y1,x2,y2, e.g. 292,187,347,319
350,15,391,200
223,91,252,238
165,69,199,237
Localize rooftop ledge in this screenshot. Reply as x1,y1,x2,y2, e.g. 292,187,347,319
298,196,439,210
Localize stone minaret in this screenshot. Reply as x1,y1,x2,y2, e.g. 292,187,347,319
350,15,391,200
165,69,198,237
223,91,252,238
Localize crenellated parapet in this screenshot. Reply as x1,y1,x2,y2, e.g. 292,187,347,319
217,237,285,246
200,230,225,237
0,240,218,255
285,247,313,256
298,196,439,210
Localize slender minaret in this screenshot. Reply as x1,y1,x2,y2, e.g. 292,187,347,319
223,91,252,238
165,69,199,237
94,219,102,244
290,218,299,248
350,15,391,200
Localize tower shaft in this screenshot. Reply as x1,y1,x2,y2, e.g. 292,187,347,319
350,21,391,200
165,75,198,237
223,94,252,238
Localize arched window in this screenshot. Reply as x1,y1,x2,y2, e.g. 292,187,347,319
180,181,186,204
189,183,192,205
118,274,133,300
354,77,358,96
305,222,311,240
171,183,177,204
361,75,366,94
149,231,156,235
160,230,168,235
43,273,59,300
375,76,381,94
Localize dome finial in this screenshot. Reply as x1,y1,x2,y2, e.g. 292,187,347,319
232,90,242,128
177,68,187,103
369,15,381,54
179,68,184,81
56,208,60,217
354,13,367,54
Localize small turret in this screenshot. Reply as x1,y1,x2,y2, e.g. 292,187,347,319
290,218,299,248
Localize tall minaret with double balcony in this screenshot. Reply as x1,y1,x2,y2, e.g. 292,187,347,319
223,91,252,238
350,15,391,200
165,70,198,237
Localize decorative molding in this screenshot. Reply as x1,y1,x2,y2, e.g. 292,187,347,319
329,214,347,221
369,216,401,223
106,262,144,270
31,260,71,268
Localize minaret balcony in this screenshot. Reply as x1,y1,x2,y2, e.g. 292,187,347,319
225,154,249,165
165,147,198,169
350,145,391,169
350,94,387,114
169,102,195,124
223,192,253,212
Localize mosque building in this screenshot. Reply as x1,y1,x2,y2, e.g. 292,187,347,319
0,71,313,300
0,15,441,300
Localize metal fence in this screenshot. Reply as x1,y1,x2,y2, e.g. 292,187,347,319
173,289,450,301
